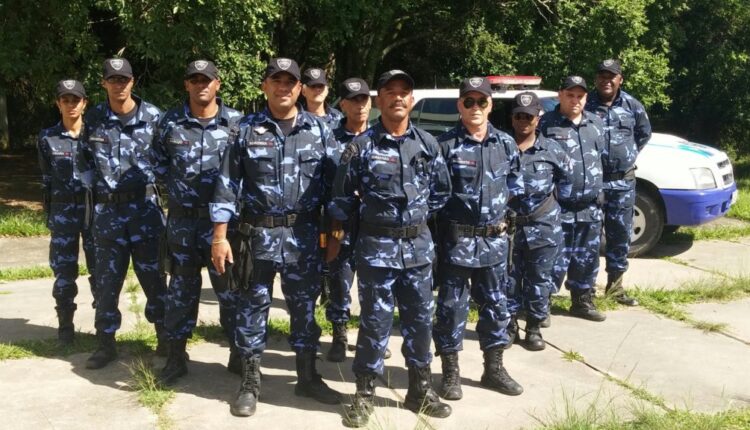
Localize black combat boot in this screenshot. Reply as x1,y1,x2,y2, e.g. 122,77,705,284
227,344,242,375
327,322,348,362
294,351,341,404
230,355,261,417
570,289,607,322
605,271,639,306
157,339,188,385
438,352,462,400
342,374,376,428
480,347,523,396
154,323,168,356
86,332,117,369
504,315,520,350
403,365,452,418
524,318,545,351
56,306,75,346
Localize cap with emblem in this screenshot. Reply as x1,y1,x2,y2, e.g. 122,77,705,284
264,57,301,81
375,69,414,91
459,77,492,97
56,79,87,99
340,78,370,99
302,68,328,86
512,91,542,116
560,75,588,91
597,58,622,75
103,58,133,79
185,60,219,80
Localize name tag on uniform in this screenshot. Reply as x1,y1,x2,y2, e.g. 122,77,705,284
89,136,107,143
371,154,397,163
454,158,476,167
169,138,189,145
51,151,71,157
247,141,274,147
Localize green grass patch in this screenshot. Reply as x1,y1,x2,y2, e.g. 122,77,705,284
0,264,89,282
0,291,11,295
562,350,584,363
728,157,750,222
661,225,750,243
0,206,47,236
127,357,175,430
0,333,99,360
550,294,621,314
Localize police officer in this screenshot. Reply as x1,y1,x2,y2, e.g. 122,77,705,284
84,58,168,369
432,77,524,401
507,92,573,349
152,60,243,384
330,70,452,427
585,59,651,306
301,67,344,128
37,79,96,345
210,58,340,417
323,77,371,362
539,76,606,322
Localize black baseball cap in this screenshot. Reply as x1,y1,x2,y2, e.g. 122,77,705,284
264,57,301,81
340,78,370,99
512,92,542,116
103,58,133,79
302,68,328,86
185,60,219,80
597,59,622,75
375,69,414,91
560,75,588,91
56,79,86,99
459,77,492,97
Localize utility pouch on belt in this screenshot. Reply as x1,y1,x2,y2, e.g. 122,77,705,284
84,189,94,231
228,222,254,291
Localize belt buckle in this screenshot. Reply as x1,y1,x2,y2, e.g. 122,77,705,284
286,213,298,226
406,225,417,237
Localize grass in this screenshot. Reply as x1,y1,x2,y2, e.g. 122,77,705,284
127,358,175,424
0,264,89,282
562,350,584,362
660,225,750,243
0,205,47,236
727,157,750,222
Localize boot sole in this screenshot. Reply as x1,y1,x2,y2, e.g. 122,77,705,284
157,368,188,385
294,385,341,405
230,406,256,417
439,390,463,401
404,402,452,418
480,379,524,396
85,357,116,370
523,341,546,351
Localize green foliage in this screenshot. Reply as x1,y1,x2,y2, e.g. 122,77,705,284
0,206,47,236
0,264,89,282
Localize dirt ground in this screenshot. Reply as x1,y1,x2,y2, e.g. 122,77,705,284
0,152,44,210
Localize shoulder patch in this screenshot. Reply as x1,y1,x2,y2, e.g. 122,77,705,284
340,142,360,163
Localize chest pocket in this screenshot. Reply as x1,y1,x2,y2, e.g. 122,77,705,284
298,148,323,193
616,116,635,138
49,141,75,177
449,155,478,193
489,148,510,179
528,160,553,193
367,151,400,194
168,135,193,168
244,140,278,184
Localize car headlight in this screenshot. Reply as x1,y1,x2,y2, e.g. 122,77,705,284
689,167,717,190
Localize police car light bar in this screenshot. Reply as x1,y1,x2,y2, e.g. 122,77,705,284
486,75,542,90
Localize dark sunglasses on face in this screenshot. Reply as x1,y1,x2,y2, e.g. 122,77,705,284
106,76,131,84
513,113,535,121
462,97,489,109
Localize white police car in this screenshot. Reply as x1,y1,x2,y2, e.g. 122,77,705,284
364,76,737,256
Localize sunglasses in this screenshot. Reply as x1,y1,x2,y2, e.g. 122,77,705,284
462,97,489,109
106,76,131,84
513,113,535,121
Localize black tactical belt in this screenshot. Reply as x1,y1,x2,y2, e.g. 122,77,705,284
169,204,210,219
515,193,556,226
448,222,507,238
96,185,157,204
360,222,427,239
559,198,598,212
603,167,636,182
50,192,87,204
241,211,317,228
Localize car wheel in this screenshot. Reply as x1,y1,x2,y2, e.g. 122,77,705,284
629,189,664,257
662,225,679,235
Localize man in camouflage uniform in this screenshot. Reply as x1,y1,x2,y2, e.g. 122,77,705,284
210,58,340,417
432,77,524,402
507,92,573,349
585,59,651,306
152,60,243,384
330,70,452,427
37,79,96,345
83,58,168,369
539,76,606,322
323,77,372,362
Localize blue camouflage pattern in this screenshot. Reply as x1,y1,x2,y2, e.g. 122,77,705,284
317,105,344,129
210,106,336,356
329,120,450,376
507,134,573,320
83,95,167,333
586,89,651,273
432,123,521,354
539,108,605,292
153,99,243,341
37,124,96,310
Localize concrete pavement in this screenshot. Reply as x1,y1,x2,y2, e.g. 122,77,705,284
1,237,749,429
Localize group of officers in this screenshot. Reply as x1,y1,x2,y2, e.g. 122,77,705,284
37,55,650,427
